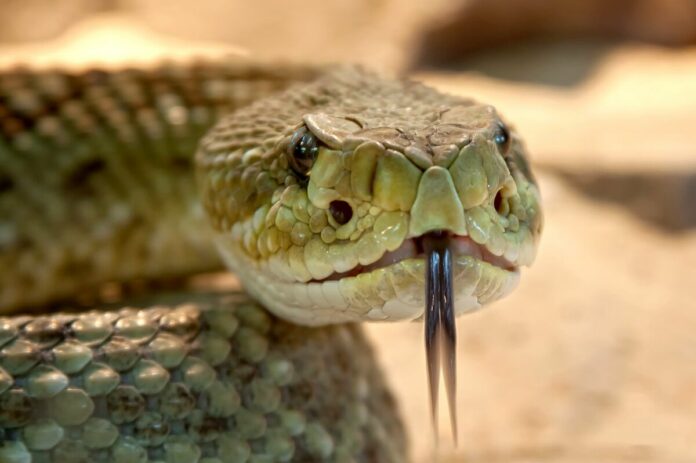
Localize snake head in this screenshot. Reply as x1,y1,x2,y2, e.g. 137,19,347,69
197,68,542,325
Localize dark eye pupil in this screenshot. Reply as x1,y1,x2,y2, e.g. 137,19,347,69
494,122,511,154
294,132,318,162
329,200,353,225
288,127,319,176
494,131,507,145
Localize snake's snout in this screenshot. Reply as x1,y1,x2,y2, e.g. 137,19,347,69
409,166,467,237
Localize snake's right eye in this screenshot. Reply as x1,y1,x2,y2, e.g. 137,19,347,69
287,127,320,177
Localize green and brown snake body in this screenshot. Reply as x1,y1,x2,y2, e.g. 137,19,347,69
0,60,542,462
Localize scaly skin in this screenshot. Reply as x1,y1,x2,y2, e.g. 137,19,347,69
0,61,320,311
0,292,405,462
198,66,542,324
0,59,542,462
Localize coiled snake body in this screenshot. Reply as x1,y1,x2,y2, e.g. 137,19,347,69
0,60,542,462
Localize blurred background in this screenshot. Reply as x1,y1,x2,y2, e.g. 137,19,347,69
1,1,695,461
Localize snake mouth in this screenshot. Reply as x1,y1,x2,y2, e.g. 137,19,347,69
316,233,516,283
311,232,514,442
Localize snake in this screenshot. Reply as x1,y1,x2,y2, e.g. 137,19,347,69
0,59,542,462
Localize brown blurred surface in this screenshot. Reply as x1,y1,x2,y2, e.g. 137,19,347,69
0,0,98,42
1,8,695,463
0,1,452,71
414,0,696,66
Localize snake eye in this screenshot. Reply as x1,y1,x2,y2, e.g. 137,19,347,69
494,122,511,155
287,126,320,177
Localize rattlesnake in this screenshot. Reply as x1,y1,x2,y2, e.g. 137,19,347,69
0,60,542,462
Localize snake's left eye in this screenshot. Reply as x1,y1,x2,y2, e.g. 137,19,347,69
287,126,320,177
494,122,511,155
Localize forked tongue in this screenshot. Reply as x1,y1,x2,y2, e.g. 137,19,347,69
423,231,458,444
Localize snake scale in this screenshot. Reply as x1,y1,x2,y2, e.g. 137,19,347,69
0,59,542,462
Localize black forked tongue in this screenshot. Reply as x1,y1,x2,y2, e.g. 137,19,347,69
423,231,458,445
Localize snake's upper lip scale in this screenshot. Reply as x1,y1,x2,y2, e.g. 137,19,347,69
447,235,516,270
316,234,516,282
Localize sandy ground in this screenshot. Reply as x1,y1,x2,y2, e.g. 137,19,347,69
2,11,695,463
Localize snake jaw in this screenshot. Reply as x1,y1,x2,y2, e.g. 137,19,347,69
313,233,516,282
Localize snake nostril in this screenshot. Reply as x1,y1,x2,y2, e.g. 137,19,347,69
329,200,353,225
494,190,506,216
